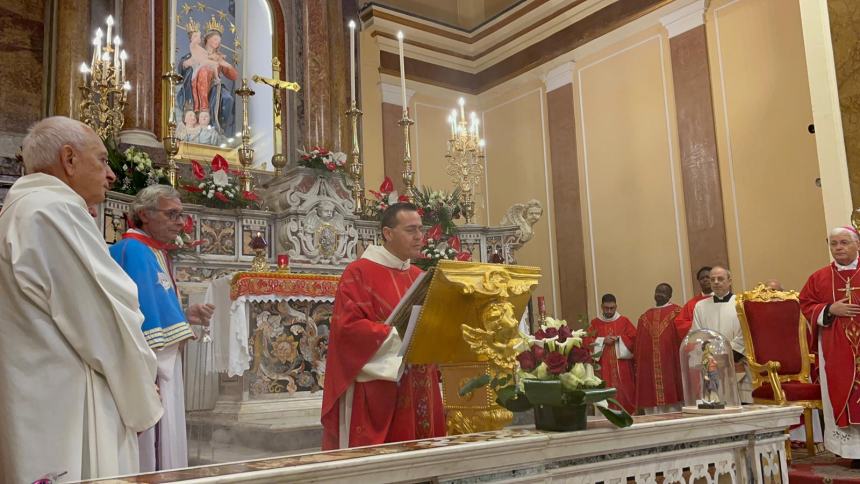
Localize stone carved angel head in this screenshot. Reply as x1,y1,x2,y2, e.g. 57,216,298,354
500,198,543,247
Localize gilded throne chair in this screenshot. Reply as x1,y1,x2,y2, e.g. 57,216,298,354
736,284,823,456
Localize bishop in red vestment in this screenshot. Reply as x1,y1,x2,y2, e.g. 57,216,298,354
675,266,712,340
586,294,637,414
635,283,683,413
800,226,860,460
321,203,446,450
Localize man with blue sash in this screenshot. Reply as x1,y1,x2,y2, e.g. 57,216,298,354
110,184,214,471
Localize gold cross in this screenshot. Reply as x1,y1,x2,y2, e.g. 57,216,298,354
251,58,300,175
838,279,860,303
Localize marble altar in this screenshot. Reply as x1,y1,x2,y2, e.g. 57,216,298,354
81,405,799,483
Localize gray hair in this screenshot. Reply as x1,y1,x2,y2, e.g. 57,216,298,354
830,226,860,242
21,116,93,173
131,184,181,226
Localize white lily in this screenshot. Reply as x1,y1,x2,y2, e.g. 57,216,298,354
543,316,567,329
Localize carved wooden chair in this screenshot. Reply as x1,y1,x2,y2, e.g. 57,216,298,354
736,284,823,456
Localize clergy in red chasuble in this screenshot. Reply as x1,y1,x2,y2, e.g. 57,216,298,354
586,293,637,414
675,266,712,340
800,226,860,462
635,283,683,414
321,203,446,450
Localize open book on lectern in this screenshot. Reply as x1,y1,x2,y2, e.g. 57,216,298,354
384,260,540,365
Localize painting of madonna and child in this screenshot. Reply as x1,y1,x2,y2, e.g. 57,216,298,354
172,0,243,150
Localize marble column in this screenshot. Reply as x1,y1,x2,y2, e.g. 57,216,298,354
380,83,414,194
301,0,349,150
119,0,160,146
51,0,90,119
661,2,730,282
543,63,588,323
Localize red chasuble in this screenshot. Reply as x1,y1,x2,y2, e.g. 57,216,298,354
800,263,860,428
675,294,710,340
635,304,683,409
321,258,445,450
586,316,637,413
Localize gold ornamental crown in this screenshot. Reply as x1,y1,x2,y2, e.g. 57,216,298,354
185,17,200,34
205,15,224,34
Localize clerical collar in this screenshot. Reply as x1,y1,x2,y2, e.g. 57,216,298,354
361,245,410,271
713,292,733,303
597,312,621,322
835,257,859,271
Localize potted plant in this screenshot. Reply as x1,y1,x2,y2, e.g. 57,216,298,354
461,316,633,431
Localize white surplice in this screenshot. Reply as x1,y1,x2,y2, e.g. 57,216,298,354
0,174,163,483
692,294,752,403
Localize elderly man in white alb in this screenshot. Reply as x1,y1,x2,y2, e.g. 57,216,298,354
0,116,163,483
691,265,751,402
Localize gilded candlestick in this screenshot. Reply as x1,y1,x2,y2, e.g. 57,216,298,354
235,79,255,192
161,65,183,187
399,111,416,201
346,100,366,216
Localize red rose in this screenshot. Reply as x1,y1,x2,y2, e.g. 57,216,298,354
543,327,558,339
455,251,472,261
379,177,394,193
517,350,538,372
545,351,568,375
191,160,206,180
242,191,259,201
531,344,545,362
211,154,229,172
397,194,411,203
215,192,230,202
534,329,546,339
568,347,591,364
557,325,572,343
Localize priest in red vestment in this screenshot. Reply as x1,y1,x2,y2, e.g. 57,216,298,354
800,226,860,461
675,266,712,339
321,203,446,450
586,293,637,414
635,283,683,414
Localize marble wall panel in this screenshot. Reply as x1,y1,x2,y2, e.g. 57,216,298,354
200,218,237,256
827,0,860,208
0,1,45,133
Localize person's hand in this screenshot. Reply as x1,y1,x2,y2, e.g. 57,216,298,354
829,298,860,318
604,335,617,344
188,303,215,326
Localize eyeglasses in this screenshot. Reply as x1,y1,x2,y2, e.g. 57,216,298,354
150,209,185,221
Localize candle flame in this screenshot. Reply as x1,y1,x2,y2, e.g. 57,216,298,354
397,31,404,40
458,97,465,106
106,15,114,26
120,50,128,60
348,20,356,29
79,62,89,73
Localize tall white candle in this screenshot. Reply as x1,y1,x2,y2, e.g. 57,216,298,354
458,97,465,122
80,62,89,83
349,20,356,103
113,36,121,67
397,31,407,115
106,16,113,48
120,50,127,83
95,28,103,64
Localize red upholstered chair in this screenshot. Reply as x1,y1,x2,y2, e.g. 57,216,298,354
736,284,823,456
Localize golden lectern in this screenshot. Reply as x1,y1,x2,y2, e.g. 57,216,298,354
388,260,541,434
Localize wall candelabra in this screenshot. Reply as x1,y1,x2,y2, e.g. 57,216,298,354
446,98,485,225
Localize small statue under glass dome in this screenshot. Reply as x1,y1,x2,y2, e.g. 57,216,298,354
680,328,742,413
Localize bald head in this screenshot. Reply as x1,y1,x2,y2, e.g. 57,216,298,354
21,116,115,205
709,266,732,298
764,279,783,291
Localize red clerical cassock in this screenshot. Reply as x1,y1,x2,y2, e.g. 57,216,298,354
800,226,860,459
321,245,446,450
635,303,683,412
801,262,860,428
586,312,637,414
675,293,710,340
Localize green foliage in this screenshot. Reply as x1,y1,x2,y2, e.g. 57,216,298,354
106,137,169,195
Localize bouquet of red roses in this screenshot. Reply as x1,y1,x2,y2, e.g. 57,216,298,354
181,154,259,209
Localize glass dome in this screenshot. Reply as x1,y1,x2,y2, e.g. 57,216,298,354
679,328,742,412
